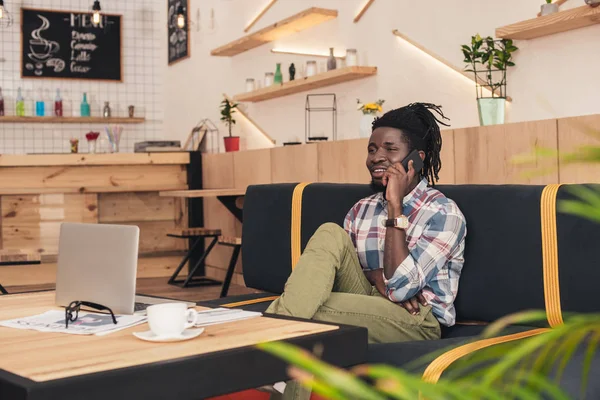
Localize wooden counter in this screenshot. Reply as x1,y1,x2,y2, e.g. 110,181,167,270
0,152,190,264
0,152,189,167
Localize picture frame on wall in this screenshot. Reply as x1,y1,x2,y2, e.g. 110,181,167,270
21,8,123,81
168,0,190,65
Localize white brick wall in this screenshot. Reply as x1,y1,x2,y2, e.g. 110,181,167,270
0,0,165,154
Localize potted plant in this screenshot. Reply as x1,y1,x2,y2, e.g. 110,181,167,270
541,0,559,16
461,34,518,126
356,99,385,138
220,98,239,152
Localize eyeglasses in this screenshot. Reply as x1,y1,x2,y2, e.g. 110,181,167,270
65,300,117,329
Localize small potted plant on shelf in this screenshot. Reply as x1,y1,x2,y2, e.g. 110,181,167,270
541,0,559,16
461,34,518,126
220,98,240,152
357,98,384,138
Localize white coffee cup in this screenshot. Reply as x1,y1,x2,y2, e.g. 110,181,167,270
146,303,198,338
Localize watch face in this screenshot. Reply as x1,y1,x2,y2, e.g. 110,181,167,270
383,216,409,229
397,216,409,229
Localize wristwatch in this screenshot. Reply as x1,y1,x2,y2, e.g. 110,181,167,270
383,215,409,229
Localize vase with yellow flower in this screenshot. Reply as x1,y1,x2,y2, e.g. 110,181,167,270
357,99,384,138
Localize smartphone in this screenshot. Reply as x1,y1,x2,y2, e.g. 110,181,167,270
383,150,424,199
401,150,424,174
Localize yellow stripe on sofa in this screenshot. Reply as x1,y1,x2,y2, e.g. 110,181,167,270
222,296,280,308
541,183,564,328
421,328,550,384
291,183,312,269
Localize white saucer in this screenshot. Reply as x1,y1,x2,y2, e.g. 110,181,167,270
133,328,205,343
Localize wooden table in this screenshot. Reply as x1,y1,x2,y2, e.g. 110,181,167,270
160,188,246,222
0,291,367,400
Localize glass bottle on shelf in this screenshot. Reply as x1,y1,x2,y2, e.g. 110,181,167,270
80,92,90,117
0,87,4,117
103,101,111,118
306,61,317,77
274,63,283,84
16,88,25,116
327,48,337,71
264,72,274,87
35,89,45,117
54,89,63,117
346,49,358,66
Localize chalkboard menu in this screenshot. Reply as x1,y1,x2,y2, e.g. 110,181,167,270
21,8,122,81
168,0,190,65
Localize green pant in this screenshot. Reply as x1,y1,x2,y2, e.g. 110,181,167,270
266,223,441,400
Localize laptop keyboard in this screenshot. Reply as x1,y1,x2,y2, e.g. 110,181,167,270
134,302,150,312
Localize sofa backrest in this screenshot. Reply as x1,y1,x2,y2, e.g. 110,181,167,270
241,183,600,323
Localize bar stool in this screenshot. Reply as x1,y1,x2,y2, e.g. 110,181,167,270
166,228,222,288
218,236,242,298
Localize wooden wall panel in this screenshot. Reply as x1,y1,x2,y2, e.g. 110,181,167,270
233,149,272,188
0,165,187,194
202,153,234,189
437,130,455,184
271,145,319,183
98,192,176,223
317,139,371,183
558,115,600,183
1,194,98,256
202,152,240,281
454,119,559,184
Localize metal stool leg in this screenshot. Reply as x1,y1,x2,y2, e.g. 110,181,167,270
220,245,241,298
0,283,8,295
168,236,204,284
182,236,219,287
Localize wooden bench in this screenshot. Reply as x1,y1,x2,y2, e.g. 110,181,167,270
218,236,242,298
0,250,42,295
166,228,222,288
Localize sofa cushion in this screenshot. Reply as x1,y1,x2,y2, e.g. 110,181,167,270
433,185,547,323
242,184,297,294
556,184,600,315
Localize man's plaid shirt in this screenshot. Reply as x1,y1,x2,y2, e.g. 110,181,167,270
343,179,467,326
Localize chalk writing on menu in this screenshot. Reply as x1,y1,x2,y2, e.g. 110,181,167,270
22,8,122,81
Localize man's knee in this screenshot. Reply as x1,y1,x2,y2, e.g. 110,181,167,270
316,222,345,235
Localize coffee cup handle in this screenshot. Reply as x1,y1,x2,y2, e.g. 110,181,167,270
184,309,198,329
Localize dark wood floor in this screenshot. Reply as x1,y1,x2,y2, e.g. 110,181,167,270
5,277,261,303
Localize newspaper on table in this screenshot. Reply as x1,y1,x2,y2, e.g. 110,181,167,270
194,308,262,327
0,310,147,336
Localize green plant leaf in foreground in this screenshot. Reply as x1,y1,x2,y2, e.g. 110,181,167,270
558,185,600,224
257,341,387,400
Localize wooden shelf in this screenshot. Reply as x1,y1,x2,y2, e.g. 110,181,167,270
496,5,600,40
211,7,338,57
0,116,146,124
233,66,377,103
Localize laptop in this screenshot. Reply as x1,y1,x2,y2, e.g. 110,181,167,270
55,222,194,315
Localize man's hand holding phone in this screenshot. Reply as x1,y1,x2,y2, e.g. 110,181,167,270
382,161,415,215
382,150,423,215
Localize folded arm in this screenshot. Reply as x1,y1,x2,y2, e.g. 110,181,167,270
384,210,466,303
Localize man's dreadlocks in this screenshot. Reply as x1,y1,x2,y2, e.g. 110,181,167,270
372,102,450,186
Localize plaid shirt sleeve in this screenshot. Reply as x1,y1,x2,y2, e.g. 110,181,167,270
343,205,357,248
384,208,466,303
